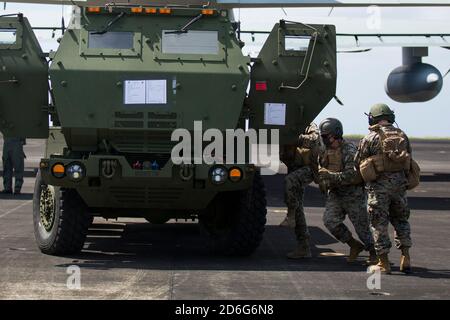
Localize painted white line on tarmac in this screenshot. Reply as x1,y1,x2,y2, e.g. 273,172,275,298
0,201,32,219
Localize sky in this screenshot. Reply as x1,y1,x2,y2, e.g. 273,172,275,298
1,3,449,137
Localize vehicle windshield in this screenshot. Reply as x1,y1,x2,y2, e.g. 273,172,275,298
162,30,219,55
88,31,134,49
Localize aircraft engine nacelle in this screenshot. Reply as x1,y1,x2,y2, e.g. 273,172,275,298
385,47,443,103
385,62,443,103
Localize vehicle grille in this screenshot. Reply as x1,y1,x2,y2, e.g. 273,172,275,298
110,112,177,153
110,186,184,205
110,130,175,153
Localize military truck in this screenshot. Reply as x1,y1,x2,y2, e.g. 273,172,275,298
0,1,336,256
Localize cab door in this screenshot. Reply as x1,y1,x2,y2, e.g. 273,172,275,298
247,20,336,145
0,15,49,138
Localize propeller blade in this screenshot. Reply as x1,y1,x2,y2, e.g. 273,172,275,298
444,68,450,78
334,96,344,106
338,48,372,53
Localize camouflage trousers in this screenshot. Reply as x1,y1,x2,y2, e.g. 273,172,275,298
285,166,314,243
2,138,25,192
367,174,412,255
323,187,374,250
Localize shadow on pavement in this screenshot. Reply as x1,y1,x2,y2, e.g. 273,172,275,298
0,193,33,200
53,222,450,279
54,223,372,273
403,267,450,279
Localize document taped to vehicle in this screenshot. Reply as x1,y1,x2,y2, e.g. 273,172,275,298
264,103,286,125
124,80,167,105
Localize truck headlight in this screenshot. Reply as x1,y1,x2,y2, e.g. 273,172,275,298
66,163,85,182
210,166,227,185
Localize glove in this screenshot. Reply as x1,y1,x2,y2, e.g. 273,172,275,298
318,168,340,192
319,168,335,181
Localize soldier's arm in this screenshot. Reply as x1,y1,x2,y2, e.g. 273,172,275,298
298,132,320,148
354,138,368,168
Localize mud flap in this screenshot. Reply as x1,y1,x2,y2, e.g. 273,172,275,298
247,20,336,145
0,14,49,138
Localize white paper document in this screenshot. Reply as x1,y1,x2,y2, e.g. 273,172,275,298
264,103,286,126
124,80,167,105
124,80,146,105
146,80,167,104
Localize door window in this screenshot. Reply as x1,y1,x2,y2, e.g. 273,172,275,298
285,35,311,52
0,28,17,45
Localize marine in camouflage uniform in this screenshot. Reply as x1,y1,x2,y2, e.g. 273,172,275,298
282,123,322,259
355,103,412,274
2,137,26,195
318,118,375,263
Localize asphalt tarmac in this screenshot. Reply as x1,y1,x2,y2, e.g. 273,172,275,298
0,137,449,299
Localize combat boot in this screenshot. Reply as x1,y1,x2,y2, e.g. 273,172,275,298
368,253,391,274
346,237,365,262
400,247,412,274
287,240,312,259
279,212,295,228
365,249,378,266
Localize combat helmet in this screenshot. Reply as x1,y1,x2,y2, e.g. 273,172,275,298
368,103,395,125
319,118,343,139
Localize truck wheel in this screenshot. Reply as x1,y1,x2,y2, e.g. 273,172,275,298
200,172,267,256
33,170,93,255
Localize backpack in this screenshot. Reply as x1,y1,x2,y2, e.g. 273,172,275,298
360,126,420,189
376,126,411,172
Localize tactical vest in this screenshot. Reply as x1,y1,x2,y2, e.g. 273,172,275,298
322,143,363,186
322,148,343,172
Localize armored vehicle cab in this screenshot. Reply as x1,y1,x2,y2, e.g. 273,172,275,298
0,3,336,256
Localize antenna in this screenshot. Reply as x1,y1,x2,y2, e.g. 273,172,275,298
60,0,65,35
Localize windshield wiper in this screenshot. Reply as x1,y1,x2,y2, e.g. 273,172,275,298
165,13,203,35
91,12,126,35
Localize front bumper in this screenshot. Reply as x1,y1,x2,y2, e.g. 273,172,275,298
39,155,255,210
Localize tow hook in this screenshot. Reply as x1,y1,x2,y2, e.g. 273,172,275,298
102,159,119,179
179,163,194,181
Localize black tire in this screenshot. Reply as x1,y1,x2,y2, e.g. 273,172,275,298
200,171,267,256
33,170,93,255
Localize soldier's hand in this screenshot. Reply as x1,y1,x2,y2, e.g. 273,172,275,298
319,168,334,180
